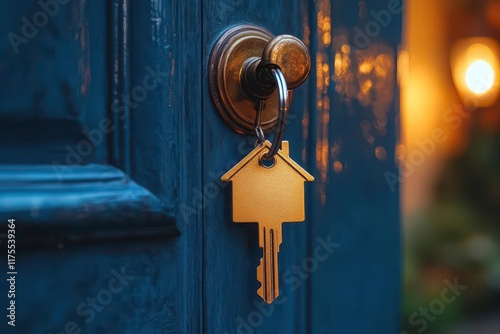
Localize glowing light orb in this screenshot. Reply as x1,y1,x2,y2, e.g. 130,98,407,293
465,60,495,95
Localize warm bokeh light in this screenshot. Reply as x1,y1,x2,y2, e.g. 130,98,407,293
402,1,500,332
465,60,495,95
451,38,500,107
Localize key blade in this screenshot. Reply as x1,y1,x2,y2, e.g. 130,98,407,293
257,225,282,304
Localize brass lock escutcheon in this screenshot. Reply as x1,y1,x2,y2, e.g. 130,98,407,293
208,24,311,134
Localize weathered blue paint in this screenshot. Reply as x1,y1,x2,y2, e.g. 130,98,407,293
0,0,109,165
309,0,402,332
0,0,400,333
202,1,313,333
202,0,401,333
0,164,177,247
1,0,202,332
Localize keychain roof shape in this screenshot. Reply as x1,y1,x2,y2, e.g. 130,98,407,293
221,140,314,182
221,140,314,224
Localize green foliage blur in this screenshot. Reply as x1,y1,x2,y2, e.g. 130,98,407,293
402,125,500,333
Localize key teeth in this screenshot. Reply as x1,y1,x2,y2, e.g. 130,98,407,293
257,288,271,304
256,226,282,304
257,285,272,304
257,285,277,304
256,261,264,287
256,261,278,304
256,259,264,280
256,261,269,304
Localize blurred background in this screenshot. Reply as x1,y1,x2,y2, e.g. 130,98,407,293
401,0,500,333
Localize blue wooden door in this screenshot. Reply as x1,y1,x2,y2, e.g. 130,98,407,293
0,0,401,333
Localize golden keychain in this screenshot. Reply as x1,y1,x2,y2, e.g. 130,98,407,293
221,67,314,304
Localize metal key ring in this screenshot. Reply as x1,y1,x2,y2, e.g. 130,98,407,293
255,65,289,161
254,100,266,143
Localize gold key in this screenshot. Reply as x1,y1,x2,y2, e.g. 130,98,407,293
221,140,314,304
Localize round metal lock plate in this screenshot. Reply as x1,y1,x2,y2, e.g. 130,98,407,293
208,25,280,134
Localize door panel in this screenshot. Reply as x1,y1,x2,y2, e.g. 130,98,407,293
203,0,401,333
310,1,401,333
0,0,178,248
0,0,108,164
0,0,201,332
202,0,311,333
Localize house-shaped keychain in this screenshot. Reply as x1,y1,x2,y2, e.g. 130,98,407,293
221,140,314,303
221,140,314,224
